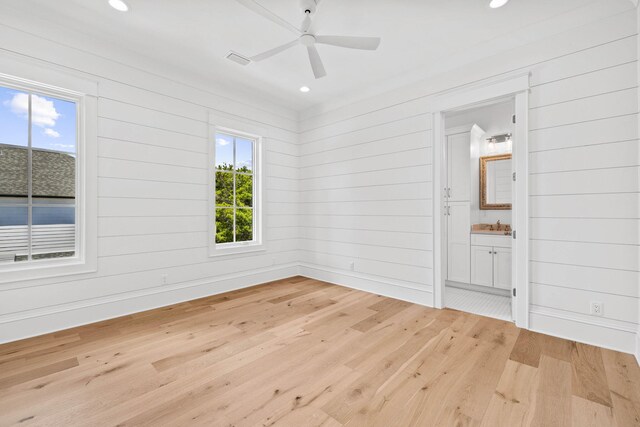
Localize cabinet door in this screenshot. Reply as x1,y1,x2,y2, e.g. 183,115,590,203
447,201,470,283
493,247,512,290
446,132,471,201
470,245,493,287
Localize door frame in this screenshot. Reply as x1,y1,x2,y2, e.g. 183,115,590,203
431,73,530,329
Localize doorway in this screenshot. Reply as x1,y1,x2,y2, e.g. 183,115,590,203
431,74,529,328
442,100,515,321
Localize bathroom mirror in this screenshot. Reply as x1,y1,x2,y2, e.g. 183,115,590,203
480,154,512,210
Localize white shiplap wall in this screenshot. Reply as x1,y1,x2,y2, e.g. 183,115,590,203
298,9,640,354
0,5,638,356
0,13,300,343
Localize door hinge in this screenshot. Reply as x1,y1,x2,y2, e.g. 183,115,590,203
512,114,516,124
512,172,516,181
512,230,516,239
512,288,516,297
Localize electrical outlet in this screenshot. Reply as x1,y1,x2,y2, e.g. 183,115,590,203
349,261,355,271
160,274,169,285
590,302,603,316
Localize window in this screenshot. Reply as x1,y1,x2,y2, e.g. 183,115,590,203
0,77,91,276
212,130,262,254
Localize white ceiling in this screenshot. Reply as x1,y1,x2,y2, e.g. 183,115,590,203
4,0,633,111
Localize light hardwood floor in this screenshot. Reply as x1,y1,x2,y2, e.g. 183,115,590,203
0,277,638,426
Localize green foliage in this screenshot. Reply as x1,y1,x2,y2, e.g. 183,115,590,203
215,163,253,243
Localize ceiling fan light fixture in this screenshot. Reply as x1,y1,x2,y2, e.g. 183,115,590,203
299,86,310,93
489,0,509,8
108,0,129,12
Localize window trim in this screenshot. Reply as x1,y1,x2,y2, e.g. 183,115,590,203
209,125,264,257
0,67,98,284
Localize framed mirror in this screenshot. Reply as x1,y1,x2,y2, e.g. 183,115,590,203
480,154,512,210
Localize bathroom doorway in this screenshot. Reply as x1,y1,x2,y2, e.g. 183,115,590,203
442,99,515,321
431,74,530,328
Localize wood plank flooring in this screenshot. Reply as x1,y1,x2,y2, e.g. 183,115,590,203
0,277,638,426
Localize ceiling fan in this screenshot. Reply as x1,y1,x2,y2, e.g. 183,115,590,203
229,0,381,79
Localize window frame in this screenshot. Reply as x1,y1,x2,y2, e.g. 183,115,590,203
209,125,263,256
0,68,97,284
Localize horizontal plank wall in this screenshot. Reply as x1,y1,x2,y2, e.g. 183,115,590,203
0,3,639,357
0,11,300,343
299,9,640,354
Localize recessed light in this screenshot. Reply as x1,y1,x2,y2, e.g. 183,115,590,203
489,0,509,8
299,86,310,93
108,0,129,12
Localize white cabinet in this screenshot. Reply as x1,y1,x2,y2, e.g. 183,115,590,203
493,247,512,290
470,235,511,290
444,129,472,284
470,245,493,287
447,201,470,283
446,132,471,202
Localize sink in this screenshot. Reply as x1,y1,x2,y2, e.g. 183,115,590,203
471,223,512,236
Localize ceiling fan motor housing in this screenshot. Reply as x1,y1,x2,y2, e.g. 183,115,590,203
300,34,316,46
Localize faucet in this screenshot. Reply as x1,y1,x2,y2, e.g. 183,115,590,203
496,220,501,228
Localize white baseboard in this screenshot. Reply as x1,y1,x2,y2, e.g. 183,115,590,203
3,262,637,361
299,263,433,307
0,264,298,345
529,306,638,355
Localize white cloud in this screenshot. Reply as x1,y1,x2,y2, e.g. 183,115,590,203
43,128,60,138
4,93,60,127
216,137,231,146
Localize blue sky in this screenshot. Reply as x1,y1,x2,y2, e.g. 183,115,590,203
0,86,76,154
216,133,253,171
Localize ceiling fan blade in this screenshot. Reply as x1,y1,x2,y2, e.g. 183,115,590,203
315,35,381,50
306,45,326,79
251,40,299,62
236,0,301,35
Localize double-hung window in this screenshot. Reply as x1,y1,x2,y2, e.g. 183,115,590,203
0,71,97,282
211,129,262,254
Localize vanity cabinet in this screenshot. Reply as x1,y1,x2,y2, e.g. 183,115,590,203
470,234,511,290
470,246,493,287
493,247,512,290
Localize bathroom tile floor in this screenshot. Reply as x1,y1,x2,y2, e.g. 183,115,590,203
446,286,512,321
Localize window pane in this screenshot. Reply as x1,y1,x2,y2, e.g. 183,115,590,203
0,203,28,263
215,208,234,244
0,145,28,198
32,206,75,225
31,95,76,154
32,206,75,260
235,174,253,207
32,149,76,199
236,208,253,242
215,134,233,170
0,203,27,226
215,171,233,207
0,86,28,147
236,138,253,172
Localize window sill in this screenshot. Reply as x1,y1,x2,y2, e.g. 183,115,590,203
209,243,265,257
0,256,97,285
